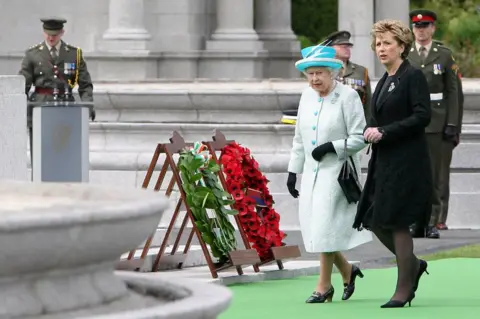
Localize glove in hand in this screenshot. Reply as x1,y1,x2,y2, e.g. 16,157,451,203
443,125,456,143
286,172,299,198
311,142,335,161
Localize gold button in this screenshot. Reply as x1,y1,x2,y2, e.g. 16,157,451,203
421,65,425,68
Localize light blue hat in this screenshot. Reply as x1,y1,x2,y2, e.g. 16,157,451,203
295,45,344,72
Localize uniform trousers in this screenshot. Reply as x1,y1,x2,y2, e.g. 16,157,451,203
439,140,455,224
425,133,443,226
28,126,33,181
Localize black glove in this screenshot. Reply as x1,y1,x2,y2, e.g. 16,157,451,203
443,125,456,143
90,108,96,121
311,142,336,162
453,134,460,147
286,172,299,198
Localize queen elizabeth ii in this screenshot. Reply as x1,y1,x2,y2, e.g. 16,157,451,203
286,45,372,303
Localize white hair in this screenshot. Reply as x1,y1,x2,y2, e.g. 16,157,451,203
303,66,342,80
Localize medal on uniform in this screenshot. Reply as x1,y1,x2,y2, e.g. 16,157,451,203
433,64,442,75
388,82,395,92
64,62,70,75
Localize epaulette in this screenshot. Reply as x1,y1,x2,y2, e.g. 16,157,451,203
351,62,366,71
26,43,43,51
64,42,82,53
64,42,79,50
434,41,452,52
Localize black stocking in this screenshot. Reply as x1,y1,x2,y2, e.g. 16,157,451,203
373,227,420,299
392,228,418,300
372,227,396,255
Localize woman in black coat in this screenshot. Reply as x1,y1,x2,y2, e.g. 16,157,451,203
353,20,432,308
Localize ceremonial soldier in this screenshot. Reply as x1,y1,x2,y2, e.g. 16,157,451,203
281,30,372,124
434,40,465,231
325,30,372,117
407,10,459,239
19,17,95,162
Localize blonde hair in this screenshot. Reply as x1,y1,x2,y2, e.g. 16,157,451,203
370,19,413,59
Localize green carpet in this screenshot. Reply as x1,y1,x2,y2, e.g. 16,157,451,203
221,258,480,319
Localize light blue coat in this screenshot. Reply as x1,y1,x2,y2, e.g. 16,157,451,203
288,82,372,252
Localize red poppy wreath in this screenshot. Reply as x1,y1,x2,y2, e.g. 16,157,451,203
220,142,285,260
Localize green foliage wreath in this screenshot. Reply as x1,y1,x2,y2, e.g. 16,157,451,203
178,142,238,264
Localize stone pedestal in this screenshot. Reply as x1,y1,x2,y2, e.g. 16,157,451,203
0,76,28,180
338,0,375,76
206,0,263,51
100,0,152,51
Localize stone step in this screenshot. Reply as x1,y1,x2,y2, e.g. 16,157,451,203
27,122,480,230
28,79,480,124
27,122,480,171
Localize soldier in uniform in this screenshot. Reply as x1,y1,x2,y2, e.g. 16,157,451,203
325,30,372,117
434,40,465,231
19,17,95,164
407,10,459,239
281,30,372,124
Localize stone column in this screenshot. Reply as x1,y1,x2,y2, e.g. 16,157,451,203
254,0,299,50
374,0,410,77
253,0,300,77
206,0,262,51
100,0,151,51
0,76,28,180
338,0,375,76
375,0,410,26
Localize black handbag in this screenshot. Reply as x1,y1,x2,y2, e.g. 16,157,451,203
337,138,363,204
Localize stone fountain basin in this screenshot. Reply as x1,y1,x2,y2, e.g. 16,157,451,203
0,181,170,318
0,181,166,276
34,273,233,319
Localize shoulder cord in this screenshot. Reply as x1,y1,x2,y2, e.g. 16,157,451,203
67,48,81,89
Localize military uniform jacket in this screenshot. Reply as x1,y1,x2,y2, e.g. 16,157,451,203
19,41,93,103
407,42,459,133
339,61,372,118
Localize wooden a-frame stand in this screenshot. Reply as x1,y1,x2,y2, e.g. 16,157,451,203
121,131,260,278
205,130,301,271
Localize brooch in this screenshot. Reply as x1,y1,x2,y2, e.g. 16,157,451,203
388,82,395,92
331,92,340,104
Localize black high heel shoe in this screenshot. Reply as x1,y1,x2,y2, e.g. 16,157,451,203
306,286,335,303
380,291,415,308
413,259,429,292
342,264,364,300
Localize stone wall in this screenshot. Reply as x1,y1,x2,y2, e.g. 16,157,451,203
0,76,28,180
